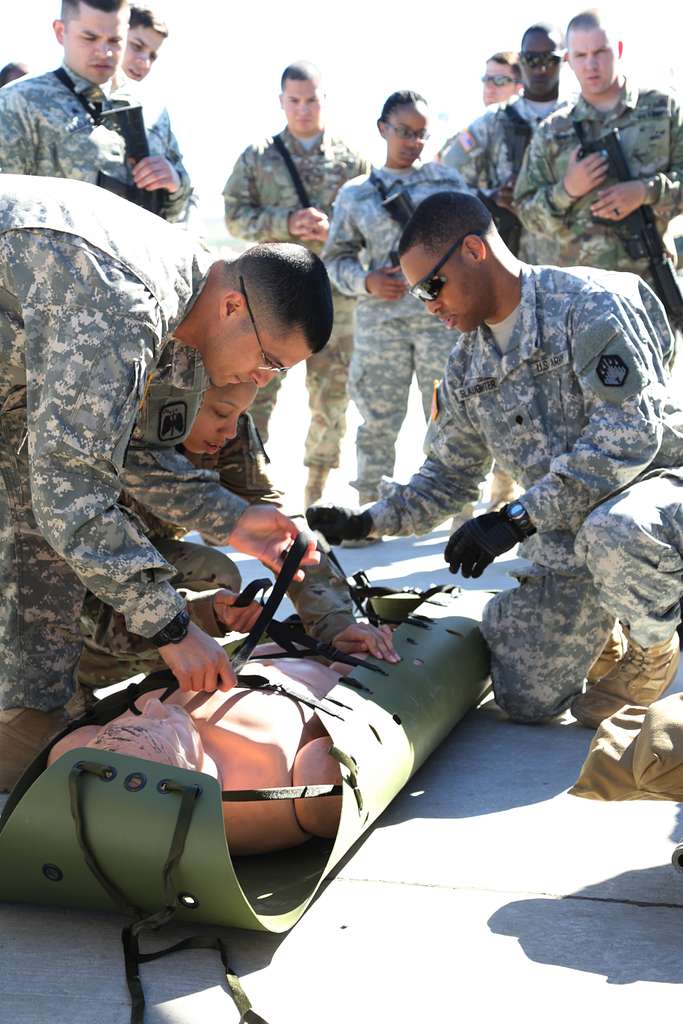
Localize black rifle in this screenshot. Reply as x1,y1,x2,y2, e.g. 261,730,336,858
478,105,533,256
98,104,164,216
370,172,415,265
576,124,683,328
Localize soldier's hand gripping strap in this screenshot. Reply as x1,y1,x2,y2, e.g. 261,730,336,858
230,533,310,673
69,761,269,1024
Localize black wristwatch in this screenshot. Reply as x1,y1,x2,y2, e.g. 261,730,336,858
151,608,191,647
503,500,536,538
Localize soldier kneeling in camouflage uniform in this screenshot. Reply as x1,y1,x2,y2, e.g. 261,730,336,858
78,380,398,692
309,191,683,730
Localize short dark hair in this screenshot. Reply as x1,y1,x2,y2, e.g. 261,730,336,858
521,22,565,50
398,192,494,259
487,51,521,81
379,90,427,123
129,4,168,35
0,62,28,88
566,9,609,41
280,61,321,92
234,243,333,354
61,0,129,18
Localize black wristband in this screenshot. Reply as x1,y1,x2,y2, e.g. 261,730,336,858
150,608,191,647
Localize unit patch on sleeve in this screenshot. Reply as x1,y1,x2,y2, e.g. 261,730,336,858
158,401,187,441
458,131,477,153
596,354,629,388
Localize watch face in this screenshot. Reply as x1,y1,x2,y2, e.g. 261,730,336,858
508,502,524,518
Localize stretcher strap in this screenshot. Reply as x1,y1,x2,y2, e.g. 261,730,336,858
69,763,268,1024
231,533,309,673
329,746,363,814
263,618,388,675
239,673,347,720
222,783,343,802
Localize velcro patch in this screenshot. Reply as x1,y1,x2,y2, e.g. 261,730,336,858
596,354,629,387
530,352,570,375
458,130,477,153
455,378,498,401
158,401,187,441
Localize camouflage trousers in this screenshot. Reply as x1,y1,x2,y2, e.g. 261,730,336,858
78,537,242,688
482,473,683,722
349,314,453,501
0,398,85,711
250,290,355,468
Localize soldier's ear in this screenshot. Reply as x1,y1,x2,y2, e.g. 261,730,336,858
53,19,66,45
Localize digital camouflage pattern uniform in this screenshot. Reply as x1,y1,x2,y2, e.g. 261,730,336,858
323,162,471,501
78,402,357,686
0,65,192,221
514,81,683,279
440,95,564,263
368,264,683,722
223,127,369,466
0,175,235,712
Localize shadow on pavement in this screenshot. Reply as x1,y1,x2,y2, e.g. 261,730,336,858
487,864,683,985
378,701,594,824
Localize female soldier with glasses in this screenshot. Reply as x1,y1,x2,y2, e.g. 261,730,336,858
322,90,470,513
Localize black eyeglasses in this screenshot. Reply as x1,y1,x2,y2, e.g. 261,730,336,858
519,51,562,69
481,74,516,86
239,275,287,374
409,233,482,302
383,121,430,142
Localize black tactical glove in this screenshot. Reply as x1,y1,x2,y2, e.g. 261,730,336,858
306,505,373,546
444,510,527,579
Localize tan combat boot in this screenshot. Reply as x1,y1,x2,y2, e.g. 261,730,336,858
586,621,628,685
0,707,69,793
487,464,519,512
572,631,680,730
304,466,330,508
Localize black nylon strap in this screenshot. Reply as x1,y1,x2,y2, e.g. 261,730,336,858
222,783,343,802
272,133,311,208
53,67,103,123
231,534,309,673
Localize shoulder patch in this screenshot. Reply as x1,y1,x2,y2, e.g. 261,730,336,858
458,131,477,153
596,354,628,388
158,401,187,442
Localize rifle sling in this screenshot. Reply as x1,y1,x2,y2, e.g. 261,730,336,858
272,133,311,208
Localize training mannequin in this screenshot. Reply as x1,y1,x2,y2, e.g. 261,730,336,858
48,653,358,854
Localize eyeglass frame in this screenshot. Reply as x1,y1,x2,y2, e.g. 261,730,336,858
481,73,517,86
519,51,562,69
409,231,484,303
381,119,430,143
239,275,288,374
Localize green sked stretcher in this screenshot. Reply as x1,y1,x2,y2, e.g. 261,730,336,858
0,588,491,933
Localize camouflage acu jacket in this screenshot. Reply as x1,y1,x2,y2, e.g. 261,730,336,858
514,80,683,272
223,126,369,256
0,64,193,222
439,96,564,263
323,161,471,327
0,175,212,637
371,264,683,573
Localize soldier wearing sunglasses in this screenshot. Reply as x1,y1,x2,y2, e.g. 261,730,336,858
515,10,683,315
481,51,522,107
322,90,470,513
309,189,683,733
440,24,564,515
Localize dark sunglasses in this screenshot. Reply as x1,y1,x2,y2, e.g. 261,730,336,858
409,232,483,302
519,51,562,69
481,73,516,86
